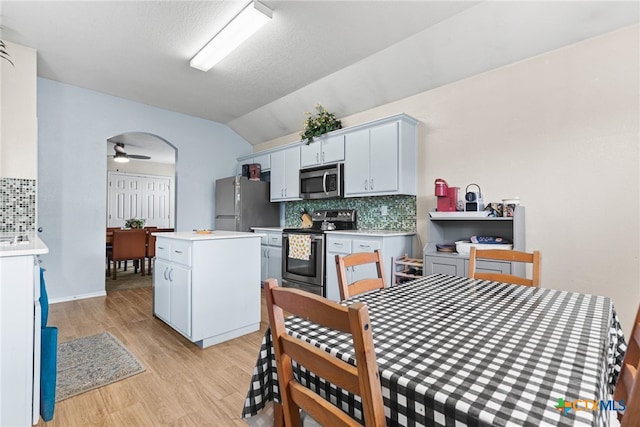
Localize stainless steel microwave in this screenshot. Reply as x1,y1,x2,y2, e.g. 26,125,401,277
299,163,344,199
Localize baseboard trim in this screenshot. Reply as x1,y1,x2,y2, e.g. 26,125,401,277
49,291,107,304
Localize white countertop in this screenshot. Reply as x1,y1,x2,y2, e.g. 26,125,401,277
326,230,416,237
0,234,49,257
153,231,263,241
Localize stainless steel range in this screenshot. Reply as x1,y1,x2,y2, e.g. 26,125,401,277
281,209,357,296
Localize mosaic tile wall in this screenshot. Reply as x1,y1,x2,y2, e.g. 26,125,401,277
0,177,36,232
285,195,416,231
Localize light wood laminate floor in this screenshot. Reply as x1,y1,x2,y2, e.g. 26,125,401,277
37,287,268,426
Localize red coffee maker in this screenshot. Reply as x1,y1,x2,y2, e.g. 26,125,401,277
435,179,458,212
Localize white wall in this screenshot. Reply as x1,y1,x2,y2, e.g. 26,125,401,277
257,26,640,334
37,78,251,301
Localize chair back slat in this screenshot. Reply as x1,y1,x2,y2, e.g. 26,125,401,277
468,247,541,287
265,279,385,427
336,250,387,300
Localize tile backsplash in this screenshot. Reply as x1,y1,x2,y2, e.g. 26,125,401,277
0,177,36,232
285,195,416,231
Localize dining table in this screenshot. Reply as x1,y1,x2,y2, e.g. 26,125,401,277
242,273,627,427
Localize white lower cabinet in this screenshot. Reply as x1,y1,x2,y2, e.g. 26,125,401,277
325,233,414,302
255,230,282,284
1,255,39,426
153,234,261,348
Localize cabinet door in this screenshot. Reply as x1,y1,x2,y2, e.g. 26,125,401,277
325,237,352,302
169,264,192,337
423,255,464,276
270,150,286,200
283,146,301,200
300,143,320,168
344,128,371,196
321,134,345,164
253,153,270,171
267,245,282,284
260,245,268,283
153,258,171,323
369,121,399,194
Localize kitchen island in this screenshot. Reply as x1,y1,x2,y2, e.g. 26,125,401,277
152,231,263,348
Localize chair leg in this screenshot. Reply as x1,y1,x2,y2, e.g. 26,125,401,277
141,258,145,276
134,259,139,274
112,262,117,280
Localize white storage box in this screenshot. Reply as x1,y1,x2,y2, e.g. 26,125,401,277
455,240,513,256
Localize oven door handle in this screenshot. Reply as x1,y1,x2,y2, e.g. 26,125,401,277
283,233,324,242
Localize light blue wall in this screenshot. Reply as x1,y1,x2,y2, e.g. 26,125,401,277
37,78,252,301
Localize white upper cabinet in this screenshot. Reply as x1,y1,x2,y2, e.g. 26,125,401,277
1,42,37,179
344,114,418,197
300,133,345,168
270,145,301,202
236,152,271,174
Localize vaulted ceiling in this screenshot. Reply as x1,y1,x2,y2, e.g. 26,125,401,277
2,1,638,147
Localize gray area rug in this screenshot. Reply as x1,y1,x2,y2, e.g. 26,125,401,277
56,332,145,402
106,263,152,293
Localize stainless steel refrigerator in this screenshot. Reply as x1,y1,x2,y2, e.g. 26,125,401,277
214,176,280,232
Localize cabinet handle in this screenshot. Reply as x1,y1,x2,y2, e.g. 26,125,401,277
334,242,343,246
370,178,374,190
163,267,169,280
174,250,183,254
158,246,165,250
364,179,368,190
322,152,325,162
281,188,284,197
284,188,287,197
316,153,319,163
359,244,371,248
168,269,174,281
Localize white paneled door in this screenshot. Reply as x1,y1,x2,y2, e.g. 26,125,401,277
108,171,172,227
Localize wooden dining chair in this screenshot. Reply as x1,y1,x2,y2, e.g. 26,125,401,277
144,226,158,273
107,229,147,280
468,247,541,287
264,279,385,427
335,249,387,300
613,304,640,426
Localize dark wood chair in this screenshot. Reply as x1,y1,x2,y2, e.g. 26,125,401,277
144,226,158,273
335,249,387,300
264,278,385,427
468,247,541,287
614,304,640,426
107,229,147,280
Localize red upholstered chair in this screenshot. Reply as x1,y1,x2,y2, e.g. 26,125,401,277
107,229,147,280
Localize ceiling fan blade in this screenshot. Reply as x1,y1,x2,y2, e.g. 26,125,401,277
128,154,152,160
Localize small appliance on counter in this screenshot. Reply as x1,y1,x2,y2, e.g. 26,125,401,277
464,183,484,212
434,179,458,212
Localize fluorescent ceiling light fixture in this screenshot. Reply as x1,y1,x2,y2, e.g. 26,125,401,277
190,0,272,71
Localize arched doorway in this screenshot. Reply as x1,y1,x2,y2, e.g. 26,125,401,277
106,132,176,228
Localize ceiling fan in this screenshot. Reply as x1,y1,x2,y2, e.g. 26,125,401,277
111,142,151,163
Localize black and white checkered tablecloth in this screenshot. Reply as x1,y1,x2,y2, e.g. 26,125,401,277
242,274,626,427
